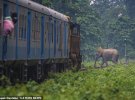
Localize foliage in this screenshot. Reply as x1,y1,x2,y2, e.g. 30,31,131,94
1,62,135,100
125,0,135,19
0,75,11,86
42,0,135,60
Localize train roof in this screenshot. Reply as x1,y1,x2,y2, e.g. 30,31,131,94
8,0,69,21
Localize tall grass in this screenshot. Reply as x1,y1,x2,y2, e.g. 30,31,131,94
0,62,135,100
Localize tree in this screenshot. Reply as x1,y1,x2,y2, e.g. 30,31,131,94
42,0,135,60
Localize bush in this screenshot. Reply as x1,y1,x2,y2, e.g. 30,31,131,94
0,62,135,100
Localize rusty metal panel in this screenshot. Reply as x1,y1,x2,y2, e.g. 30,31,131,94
69,22,80,56
70,35,80,54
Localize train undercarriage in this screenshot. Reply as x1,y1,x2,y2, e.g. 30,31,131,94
0,56,82,84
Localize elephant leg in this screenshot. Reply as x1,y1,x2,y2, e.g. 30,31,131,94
112,56,118,64
100,59,105,68
105,61,108,67
112,60,117,64
103,58,108,67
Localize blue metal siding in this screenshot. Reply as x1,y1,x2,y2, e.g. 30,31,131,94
1,0,70,61
57,22,61,58
48,22,51,58
0,36,2,60
41,16,45,57
2,0,20,60
27,11,31,58
15,0,19,59
44,16,48,59
64,22,67,57
0,0,2,60
67,24,69,57
50,21,54,58
54,20,56,57
17,6,27,60
2,1,9,60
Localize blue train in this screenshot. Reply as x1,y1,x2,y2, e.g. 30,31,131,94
0,0,81,83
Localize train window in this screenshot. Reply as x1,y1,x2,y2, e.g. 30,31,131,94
44,16,48,46
32,13,35,40
37,18,40,40
19,14,23,39
66,23,69,45
18,7,27,40
49,17,53,43
9,3,16,39
51,23,53,43
66,24,69,35
22,15,25,38
46,16,50,47
55,20,57,42
0,8,2,34
36,13,41,41
19,14,21,39
59,22,63,50
73,27,78,35
57,21,59,44
24,16,27,39
32,12,41,41
10,11,15,39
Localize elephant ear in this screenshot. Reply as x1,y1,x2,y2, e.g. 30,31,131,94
97,47,103,56
97,47,103,52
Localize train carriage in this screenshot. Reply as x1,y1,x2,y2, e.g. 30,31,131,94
0,0,81,83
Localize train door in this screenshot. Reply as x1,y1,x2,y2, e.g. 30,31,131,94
69,23,81,69
27,11,31,58
70,23,80,55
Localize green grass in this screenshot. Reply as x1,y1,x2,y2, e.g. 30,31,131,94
1,62,135,100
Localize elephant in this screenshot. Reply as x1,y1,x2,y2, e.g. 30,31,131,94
94,47,119,68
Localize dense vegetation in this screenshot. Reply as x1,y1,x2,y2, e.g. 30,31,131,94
41,0,135,60
1,1,135,99
1,62,135,100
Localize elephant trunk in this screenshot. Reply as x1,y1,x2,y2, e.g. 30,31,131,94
94,56,98,68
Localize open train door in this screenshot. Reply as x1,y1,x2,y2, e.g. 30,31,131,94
70,22,82,70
